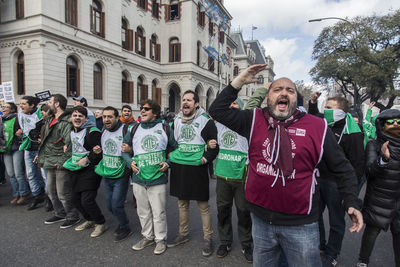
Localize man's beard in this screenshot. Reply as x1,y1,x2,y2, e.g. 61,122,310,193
267,98,297,121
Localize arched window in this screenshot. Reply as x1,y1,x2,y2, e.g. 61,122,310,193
169,37,181,62
208,56,214,72
152,79,161,105
93,63,102,99
150,34,160,61
17,52,25,95
121,18,133,51
122,72,133,103
135,27,146,56
90,0,104,37
66,56,79,97
197,41,202,66
137,76,148,104
65,0,77,26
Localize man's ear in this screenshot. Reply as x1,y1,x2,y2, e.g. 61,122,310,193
195,102,199,109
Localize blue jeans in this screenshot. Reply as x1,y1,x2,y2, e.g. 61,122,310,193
104,176,130,229
318,178,345,260
251,213,322,267
4,151,29,197
24,150,44,196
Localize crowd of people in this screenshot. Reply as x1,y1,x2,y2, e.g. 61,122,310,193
0,64,399,267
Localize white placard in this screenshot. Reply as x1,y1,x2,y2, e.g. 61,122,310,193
2,81,15,103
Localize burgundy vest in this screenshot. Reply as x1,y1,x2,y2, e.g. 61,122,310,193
246,109,327,215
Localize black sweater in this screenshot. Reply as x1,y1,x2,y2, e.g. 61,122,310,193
209,84,360,226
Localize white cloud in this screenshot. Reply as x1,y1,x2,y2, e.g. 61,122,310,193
260,38,310,82
223,0,400,82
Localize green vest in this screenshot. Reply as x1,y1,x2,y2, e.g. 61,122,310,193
169,113,209,166
214,122,248,180
18,108,42,150
95,125,126,179
132,123,168,181
0,117,16,153
63,127,100,171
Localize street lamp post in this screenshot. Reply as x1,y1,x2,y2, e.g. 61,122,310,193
308,17,350,23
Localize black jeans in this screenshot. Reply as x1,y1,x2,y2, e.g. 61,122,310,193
359,224,400,266
216,178,252,249
73,190,105,225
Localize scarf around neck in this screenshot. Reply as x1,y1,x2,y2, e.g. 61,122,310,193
263,109,302,179
324,109,361,143
181,109,198,124
120,115,134,125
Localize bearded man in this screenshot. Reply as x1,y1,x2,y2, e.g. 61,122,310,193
209,64,363,267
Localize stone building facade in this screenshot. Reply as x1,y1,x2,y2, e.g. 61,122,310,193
0,0,274,115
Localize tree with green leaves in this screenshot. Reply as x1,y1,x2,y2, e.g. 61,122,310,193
310,10,400,115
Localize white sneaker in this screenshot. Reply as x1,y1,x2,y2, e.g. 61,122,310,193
132,238,155,251
75,221,95,231
90,224,108,237
357,263,368,267
154,240,167,255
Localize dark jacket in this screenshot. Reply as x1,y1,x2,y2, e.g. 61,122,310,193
38,109,72,169
209,84,360,226
363,109,400,232
308,101,365,182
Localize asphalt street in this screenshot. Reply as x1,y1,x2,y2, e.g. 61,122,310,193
0,178,395,267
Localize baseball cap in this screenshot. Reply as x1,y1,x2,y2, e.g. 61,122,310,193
72,96,88,107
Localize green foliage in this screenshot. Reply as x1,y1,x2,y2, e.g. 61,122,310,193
310,10,400,111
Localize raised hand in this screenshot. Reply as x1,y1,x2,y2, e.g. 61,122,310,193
231,64,267,89
381,141,390,160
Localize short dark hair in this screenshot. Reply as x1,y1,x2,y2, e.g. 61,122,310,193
21,96,40,107
140,99,161,118
103,106,119,117
121,105,132,111
72,106,88,117
51,94,67,110
327,96,349,113
6,102,18,113
183,90,199,103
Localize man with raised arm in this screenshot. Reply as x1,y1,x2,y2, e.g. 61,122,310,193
209,64,363,267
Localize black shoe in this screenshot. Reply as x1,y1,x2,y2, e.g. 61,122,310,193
114,228,132,242
0,179,7,185
27,195,45,211
114,226,123,236
44,216,66,225
216,244,231,258
242,247,253,263
60,218,81,229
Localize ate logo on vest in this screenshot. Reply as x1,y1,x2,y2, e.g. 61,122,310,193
104,139,118,154
221,131,237,148
180,125,195,142
261,137,297,163
141,135,158,152
72,137,79,152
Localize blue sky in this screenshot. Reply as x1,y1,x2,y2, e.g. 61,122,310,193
224,0,400,83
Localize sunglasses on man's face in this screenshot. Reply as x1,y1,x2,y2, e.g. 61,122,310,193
386,119,400,125
140,106,152,111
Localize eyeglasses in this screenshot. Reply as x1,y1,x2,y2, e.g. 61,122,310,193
386,119,400,125
140,106,152,111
